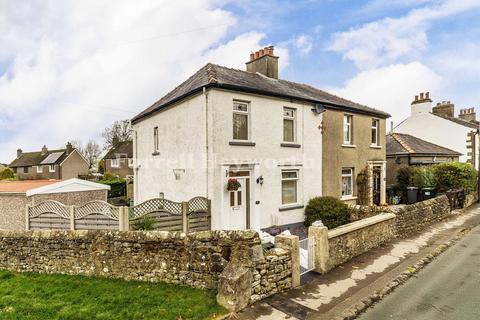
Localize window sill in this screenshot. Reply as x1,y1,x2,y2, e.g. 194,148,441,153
229,141,256,146
280,143,301,148
279,204,304,212
342,144,356,148
152,152,160,156
340,196,358,201
370,145,382,149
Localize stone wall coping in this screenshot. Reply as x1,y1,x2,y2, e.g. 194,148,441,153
0,229,261,244
328,212,396,239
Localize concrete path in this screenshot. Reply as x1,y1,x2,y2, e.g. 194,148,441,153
358,221,480,320
239,205,480,320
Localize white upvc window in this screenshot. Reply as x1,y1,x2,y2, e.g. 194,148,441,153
371,119,379,146
283,107,296,142
341,168,354,197
233,101,249,141
153,126,159,153
128,158,134,168
281,170,299,205
36,166,43,173
343,114,353,145
49,165,55,173
111,159,120,168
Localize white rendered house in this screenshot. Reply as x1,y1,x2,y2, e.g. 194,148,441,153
394,92,479,166
131,47,389,230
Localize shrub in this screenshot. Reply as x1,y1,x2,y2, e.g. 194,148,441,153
433,162,477,193
356,168,370,205
396,167,413,190
304,196,350,229
133,216,156,231
411,166,435,188
0,167,14,180
98,160,105,175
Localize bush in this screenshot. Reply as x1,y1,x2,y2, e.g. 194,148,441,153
433,162,477,193
396,167,413,190
411,166,435,188
133,216,156,231
0,168,14,180
356,168,370,205
304,196,350,229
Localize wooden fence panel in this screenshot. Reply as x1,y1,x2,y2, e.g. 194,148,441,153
29,213,70,230
75,213,119,230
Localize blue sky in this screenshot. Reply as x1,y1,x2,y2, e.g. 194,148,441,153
0,0,479,163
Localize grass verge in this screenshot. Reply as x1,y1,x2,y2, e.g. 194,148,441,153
0,269,225,320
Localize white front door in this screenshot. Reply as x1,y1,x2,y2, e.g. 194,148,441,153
227,170,250,230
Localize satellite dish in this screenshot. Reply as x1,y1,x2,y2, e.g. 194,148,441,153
312,103,326,114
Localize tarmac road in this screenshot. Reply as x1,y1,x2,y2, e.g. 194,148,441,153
359,224,480,320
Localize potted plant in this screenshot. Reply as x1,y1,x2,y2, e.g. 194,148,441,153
227,178,241,191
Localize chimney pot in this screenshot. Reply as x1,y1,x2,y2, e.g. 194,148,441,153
250,53,254,61
420,92,424,100
415,95,419,101
426,92,430,99
254,51,259,59
259,49,264,56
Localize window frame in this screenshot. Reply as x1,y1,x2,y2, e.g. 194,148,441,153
111,158,120,168
283,107,296,143
23,167,28,174
343,114,353,145
371,119,379,146
153,126,159,153
281,170,299,205
49,164,55,173
36,166,43,173
232,100,250,141
128,158,134,168
341,168,354,198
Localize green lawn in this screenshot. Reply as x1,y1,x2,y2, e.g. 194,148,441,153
0,269,225,320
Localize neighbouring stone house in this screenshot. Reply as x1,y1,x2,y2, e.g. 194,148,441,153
0,178,109,230
102,138,134,179
8,143,89,180
394,93,479,165
386,133,462,186
131,46,390,231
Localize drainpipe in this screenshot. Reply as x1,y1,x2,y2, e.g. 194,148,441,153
203,87,209,198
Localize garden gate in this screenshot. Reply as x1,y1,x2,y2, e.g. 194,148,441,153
299,236,315,275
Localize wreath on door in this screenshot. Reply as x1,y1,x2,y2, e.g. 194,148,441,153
227,178,241,191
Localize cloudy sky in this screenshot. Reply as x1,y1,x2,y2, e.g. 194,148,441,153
1,0,479,163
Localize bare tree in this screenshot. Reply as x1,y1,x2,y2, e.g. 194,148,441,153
71,140,101,169
102,119,132,150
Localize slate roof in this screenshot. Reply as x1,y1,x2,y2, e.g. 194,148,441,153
9,149,71,168
132,63,390,123
387,133,462,157
103,141,133,159
431,113,479,129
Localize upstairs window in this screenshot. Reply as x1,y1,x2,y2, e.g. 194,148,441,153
111,159,119,168
343,115,353,145
153,126,159,153
233,101,249,140
283,107,296,142
371,119,379,146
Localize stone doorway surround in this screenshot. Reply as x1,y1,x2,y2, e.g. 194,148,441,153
367,160,386,206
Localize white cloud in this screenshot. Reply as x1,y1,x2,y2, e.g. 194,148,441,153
0,0,276,163
329,62,443,127
293,35,313,55
329,0,480,70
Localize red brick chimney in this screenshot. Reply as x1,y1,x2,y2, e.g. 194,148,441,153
246,46,279,79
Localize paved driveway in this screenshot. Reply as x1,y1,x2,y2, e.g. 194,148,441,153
359,222,480,320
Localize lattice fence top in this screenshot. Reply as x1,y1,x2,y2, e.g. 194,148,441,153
187,197,209,214
74,200,119,220
29,200,70,218
131,198,182,219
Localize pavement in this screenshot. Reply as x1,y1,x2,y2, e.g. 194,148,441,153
239,204,480,320
358,217,480,320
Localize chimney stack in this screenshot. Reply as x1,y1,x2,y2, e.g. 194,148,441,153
66,142,73,155
16,149,22,158
41,145,48,155
432,100,455,118
246,45,279,79
112,136,120,147
411,91,433,116
458,107,477,123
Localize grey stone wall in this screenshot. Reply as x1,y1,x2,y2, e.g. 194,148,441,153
390,195,451,238
0,229,293,311
464,192,478,209
327,215,395,270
